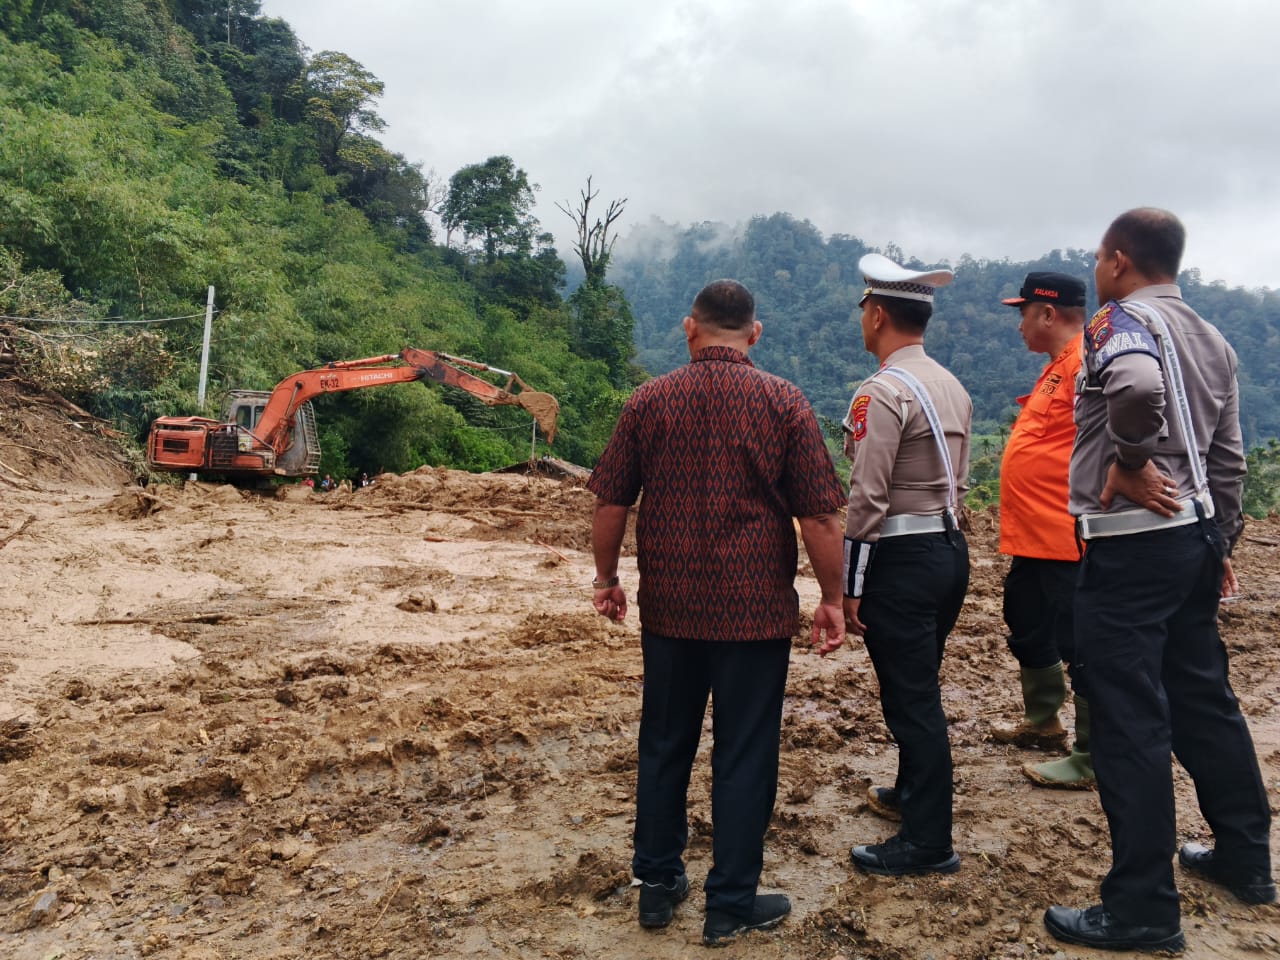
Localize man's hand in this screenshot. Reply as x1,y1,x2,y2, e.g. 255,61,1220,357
810,600,846,655
592,584,627,622
1221,556,1240,599
591,499,629,623
1100,461,1180,517
843,597,867,638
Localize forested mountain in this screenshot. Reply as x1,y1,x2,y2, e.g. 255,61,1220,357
0,0,635,479
4,2,1279,508
611,214,1280,447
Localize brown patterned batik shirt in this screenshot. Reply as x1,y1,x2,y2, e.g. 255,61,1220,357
588,345,845,641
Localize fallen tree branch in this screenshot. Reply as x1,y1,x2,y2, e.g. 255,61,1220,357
16,383,107,422
369,878,404,931
536,541,570,562
0,515,35,547
73,612,238,626
0,454,30,478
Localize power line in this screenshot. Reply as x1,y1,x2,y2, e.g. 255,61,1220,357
0,311,215,325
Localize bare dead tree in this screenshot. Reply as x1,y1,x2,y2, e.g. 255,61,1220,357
420,166,450,242
556,176,626,284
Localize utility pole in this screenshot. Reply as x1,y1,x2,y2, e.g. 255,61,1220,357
197,286,214,411
191,285,215,484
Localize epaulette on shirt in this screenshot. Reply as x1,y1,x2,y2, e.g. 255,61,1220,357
1086,300,1160,370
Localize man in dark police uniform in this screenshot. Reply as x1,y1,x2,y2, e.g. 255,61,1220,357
1044,208,1275,953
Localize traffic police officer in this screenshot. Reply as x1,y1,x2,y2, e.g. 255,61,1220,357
816,253,972,876
1044,208,1275,953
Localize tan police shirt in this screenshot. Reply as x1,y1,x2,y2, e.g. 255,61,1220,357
1068,284,1246,549
844,344,973,541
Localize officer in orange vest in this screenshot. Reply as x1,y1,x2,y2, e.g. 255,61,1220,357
992,272,1094,788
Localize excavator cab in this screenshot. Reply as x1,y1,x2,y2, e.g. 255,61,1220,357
221,391,321,476
231,398,262,431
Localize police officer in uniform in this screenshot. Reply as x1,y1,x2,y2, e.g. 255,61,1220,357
1044,208,1275,953
815,253,971,876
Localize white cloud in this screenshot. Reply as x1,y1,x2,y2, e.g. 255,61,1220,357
262,0,1280,288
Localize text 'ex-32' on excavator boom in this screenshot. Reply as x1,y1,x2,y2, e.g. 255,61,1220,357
146,348,559,480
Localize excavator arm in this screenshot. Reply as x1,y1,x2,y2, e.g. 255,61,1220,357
255,349,558,449
147,348,558,480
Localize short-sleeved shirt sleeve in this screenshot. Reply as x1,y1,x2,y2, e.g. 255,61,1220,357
587,399,643,507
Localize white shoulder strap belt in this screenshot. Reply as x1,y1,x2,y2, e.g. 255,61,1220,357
1077,301,1214,539
877,366,957,523
1119,301,1211,506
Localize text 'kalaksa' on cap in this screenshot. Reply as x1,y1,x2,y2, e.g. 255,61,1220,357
1001,271,1087,308
858,253,955,306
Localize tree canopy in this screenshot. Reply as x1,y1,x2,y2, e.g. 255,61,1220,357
610,214,1280,511
0,3,629,479
442,156,539,264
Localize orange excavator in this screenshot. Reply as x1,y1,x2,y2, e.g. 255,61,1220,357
146,348,559,480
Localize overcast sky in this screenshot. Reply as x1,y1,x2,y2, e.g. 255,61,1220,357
262,0,1280,290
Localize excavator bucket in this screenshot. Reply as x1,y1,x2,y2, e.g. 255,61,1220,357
518,391,560,443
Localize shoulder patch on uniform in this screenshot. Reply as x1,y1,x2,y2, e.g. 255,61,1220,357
1086,301,1158,369
850,394,870,441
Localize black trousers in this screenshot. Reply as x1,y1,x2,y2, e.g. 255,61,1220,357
861,531,969,851
632,630,791,918
1003,556,1079,673
1075,523,1272,927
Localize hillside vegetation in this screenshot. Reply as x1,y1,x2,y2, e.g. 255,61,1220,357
613,214,1280,445
0,0,634,479
610,215,1280,511
3,2,1278,510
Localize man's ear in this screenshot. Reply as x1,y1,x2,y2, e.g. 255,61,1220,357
683,314,696,340
747,319,762,346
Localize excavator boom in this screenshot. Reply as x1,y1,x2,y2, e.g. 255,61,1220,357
400,349,559,442
146,348,558,479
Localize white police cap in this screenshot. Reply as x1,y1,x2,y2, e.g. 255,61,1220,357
858,253,955,306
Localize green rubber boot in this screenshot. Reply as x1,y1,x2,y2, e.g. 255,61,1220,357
1022,697,1094,790
992,661,1068,750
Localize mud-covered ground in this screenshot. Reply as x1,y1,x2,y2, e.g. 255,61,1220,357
1,381,1277,959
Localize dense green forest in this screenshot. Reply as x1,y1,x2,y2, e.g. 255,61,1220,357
2,1,1279,512
612,213,1280,445
0,0,636,480
610,215,1280,513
